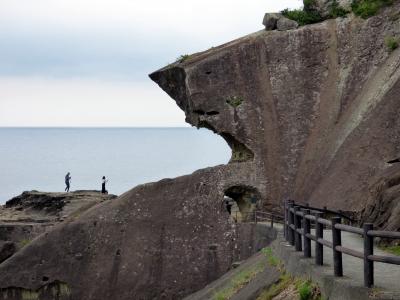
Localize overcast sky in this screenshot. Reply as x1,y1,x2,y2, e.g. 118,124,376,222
0,0,302,127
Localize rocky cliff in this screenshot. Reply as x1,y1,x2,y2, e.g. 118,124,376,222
0,4,400,300
151,3,400,212
0,191,116,263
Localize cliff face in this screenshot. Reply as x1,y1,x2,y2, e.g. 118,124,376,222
1,5,400,300
151,4,400,211
0,169,274,300
0,190,116,261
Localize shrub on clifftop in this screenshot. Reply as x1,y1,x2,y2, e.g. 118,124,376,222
351,0,393,18
281,0,349,26
281,0,324,25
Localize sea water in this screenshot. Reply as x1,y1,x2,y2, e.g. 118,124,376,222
0,127,230,203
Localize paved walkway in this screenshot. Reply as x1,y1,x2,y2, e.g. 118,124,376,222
286,228,400,295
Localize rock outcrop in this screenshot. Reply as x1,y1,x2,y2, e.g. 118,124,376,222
263,13,299,31
151,4,400,213
0,241,15,264
361,164,400,239
1,190,116,223
0,171,273,300
0,191,116,260
315,0,352,17
1,3,400,300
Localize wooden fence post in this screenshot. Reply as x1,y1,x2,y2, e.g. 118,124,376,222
294,206,302,251
271,215,274,228
363,223,374,288
315,212,324,266
302,208,311,258
284,200,287,239
332,217,343,277
288,202,295,246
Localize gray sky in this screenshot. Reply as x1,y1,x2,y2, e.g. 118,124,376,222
0,0,302,127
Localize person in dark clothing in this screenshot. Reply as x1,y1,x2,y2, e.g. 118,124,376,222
65,172,71,192
101,176,108,194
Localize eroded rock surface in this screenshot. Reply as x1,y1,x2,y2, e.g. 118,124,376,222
0,241,15,264
0,191,116,262
1,4,400,300
361,164,400,237
0,169,273,300
1,190,116,223
151,4,400,213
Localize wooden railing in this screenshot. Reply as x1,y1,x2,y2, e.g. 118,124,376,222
233,210,284,228
254,210,284,228
283,200,400,288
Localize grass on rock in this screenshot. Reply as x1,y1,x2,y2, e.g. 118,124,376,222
380,245,400,256
351,0,393,18
213,263,265,300
385,36,399,51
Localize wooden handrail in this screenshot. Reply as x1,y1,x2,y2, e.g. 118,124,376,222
284,200,400,288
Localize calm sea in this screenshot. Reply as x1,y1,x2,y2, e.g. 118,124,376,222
0,128,230,204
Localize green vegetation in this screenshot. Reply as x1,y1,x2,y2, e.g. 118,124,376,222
385,36,399,51
282,0,395,25
351,0,393,18
379,244,400,256
281,7,323,26
329,1,350,18
262,247,280,267
297,280,313,300
213,246,325,300
257,275,323,300
213,263,265,300
18,238,31,249
226,96,244,108
281,0,349,26
295,279,323,300
257,272,292,300
231,146,253,162
21,290,39,300
176,54,191,63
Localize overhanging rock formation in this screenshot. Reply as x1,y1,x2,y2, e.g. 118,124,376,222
1,5,400,300
151,5,400,212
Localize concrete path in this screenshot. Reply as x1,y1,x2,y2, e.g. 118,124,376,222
315,229,400,293
280,228,400,298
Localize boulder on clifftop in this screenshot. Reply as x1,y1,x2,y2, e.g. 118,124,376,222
262,13,281,30
277,17,299,31
263,13,299,31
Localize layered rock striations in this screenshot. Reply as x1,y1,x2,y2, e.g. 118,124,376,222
0,191,116,263
0,170,273,300
1,4,400,300
151,4,400,212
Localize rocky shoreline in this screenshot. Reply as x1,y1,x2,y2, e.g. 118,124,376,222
0,190,116,263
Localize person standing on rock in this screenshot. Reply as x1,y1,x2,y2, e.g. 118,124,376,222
65,172,71,192
101,176,108,194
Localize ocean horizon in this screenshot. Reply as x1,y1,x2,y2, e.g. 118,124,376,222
0,127,230,204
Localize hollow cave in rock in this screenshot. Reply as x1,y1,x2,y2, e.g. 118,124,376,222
224,185,260,222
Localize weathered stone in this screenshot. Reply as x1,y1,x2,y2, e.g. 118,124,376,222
0,190,117,249
0,241,16,263
0,3,400,299
262,13,280,30
276,17,299,31
314,0,351,17
360,164,400,242
0,172,275,300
